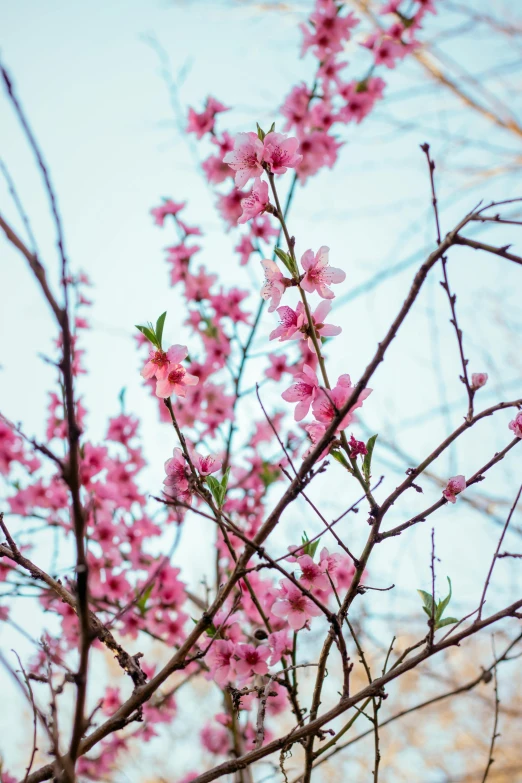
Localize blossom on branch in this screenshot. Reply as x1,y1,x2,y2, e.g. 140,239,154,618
442,475,466,504
300,245,346,299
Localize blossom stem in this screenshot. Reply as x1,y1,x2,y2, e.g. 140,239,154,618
268,172,378,511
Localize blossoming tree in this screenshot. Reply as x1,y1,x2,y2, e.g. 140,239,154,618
0,2,521,782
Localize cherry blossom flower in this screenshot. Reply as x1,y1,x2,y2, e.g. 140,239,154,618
192,451,222,476
235,643,270,679
312,374,372,432
155,353,199,399
223,132,264,187
269,305,300,341
298,554,330,592
303,421,330,461
303,300,342,350
443,475,466,504
238,179,270,224
509,411,522,439
163,448,189,497
471,373,488,390
300,246,346,299
141,349,170,380
235,234,255,266
281,364,320,421
262,131,302,175
318,548,343,589
250,215,279,242
200,720,231,755
281,82,312,131
150,199,186,227
186,96,229,139
271,578,322,630
348,434,367,459
216,192,250,234
265,353,292,381
338,78,386,124
267,630,293,665
206,640,236,686
260,260,288,312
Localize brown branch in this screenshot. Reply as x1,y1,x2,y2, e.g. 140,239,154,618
481,638,501,783
478,483,522,620
380,439,521,540
300,630,522,776
162,598,522,783
0,534,146,690
421,143,474,419
453,234,522,266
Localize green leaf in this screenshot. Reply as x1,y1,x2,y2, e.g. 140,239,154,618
135,324,158,347
435,616,458,629
206,475,225,508
155,311,167,350
256,122,265,141
331,449,351,470
268,122,275,134
417,589,434,615
136,582,154,616
300,531,321,560
221,467,230,492
362,434,378,483
260,461,280,489
436,576,452,621
274,246,292,270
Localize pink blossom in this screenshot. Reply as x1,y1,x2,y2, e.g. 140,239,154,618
267,630,292,665
150,199,185,227
192,451,222,476
206,640,236,686
281,364,319,421
303,421,330,461
302,300,342,350
186,96,229,139
250,215,279,242
265,352,292,382
509,411,522,439
235,234,255,266
298,554,330,592
102,687,121,715
155,352,199,399
141,349,170,380
216,187,249,229
200,721,230,755
235,643,270,679
339,78,386,124
281,82,312,131
443,475,466,504
271,578,322,630
238,179,270,224
260,260,288,312
296,130,343,183
312,374,372,433
471,373,488,390
348,434,367,459
223,132,264,187
318,548,343,589
163,448,189,497
262,131,302,175
202,154,233,184
301,246,346,299
269,304,300,341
